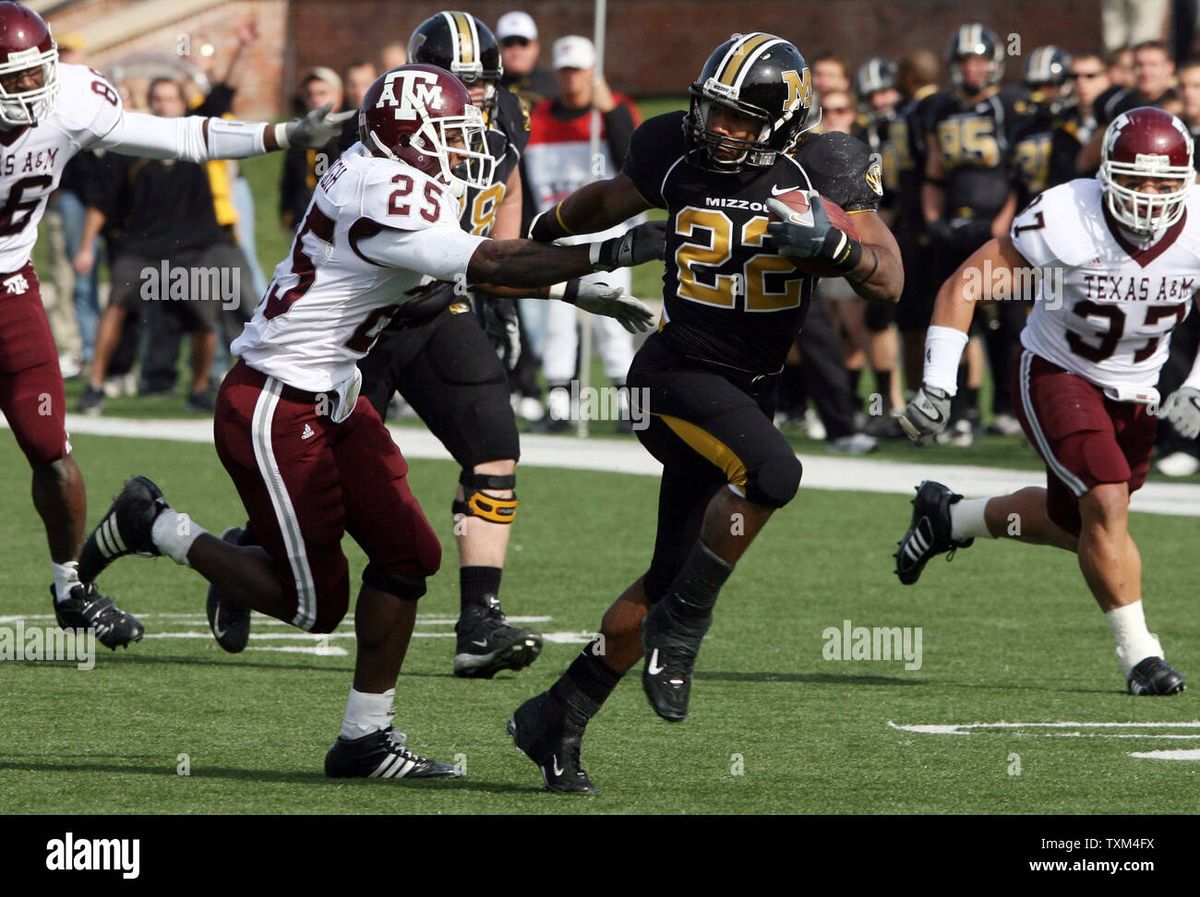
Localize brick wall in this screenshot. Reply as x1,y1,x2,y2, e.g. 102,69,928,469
290,0,1105,97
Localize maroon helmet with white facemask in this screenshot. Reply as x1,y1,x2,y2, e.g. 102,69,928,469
358,63,494,198
0,1,59,126
1099,106,1194,235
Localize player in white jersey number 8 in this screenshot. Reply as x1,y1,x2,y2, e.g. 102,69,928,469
897,106,1200,696
0,1,352,650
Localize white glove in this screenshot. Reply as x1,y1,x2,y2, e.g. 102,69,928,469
1161,386,1200,440
282,102,356,149
562,280,655,333
898,385,952,445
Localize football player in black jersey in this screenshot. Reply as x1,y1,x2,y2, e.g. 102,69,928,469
506,33,902,792
925,23,1030,445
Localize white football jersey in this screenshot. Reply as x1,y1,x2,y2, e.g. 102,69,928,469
233,143,487,393
0,63,123,272
1012,178,1200,389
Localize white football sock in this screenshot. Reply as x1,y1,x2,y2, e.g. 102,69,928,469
151,508,207,566
341,688,396,740
52,561,81,603
950,497,992,541
1106,601,1163,677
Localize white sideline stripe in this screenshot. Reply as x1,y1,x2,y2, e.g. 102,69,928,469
0,613,554,626
1128,749,1200,760
11,414,1200,518
137,630,592,644
889,720,1200,739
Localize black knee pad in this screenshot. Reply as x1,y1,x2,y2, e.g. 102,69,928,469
362,563,428,601
452,471,518,524
746,454,803,508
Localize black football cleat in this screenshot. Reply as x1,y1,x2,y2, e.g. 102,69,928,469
324,727,462,779
52,583,144,650
507,692,597,793
1128,657,1186,696
894,480,974,586
452,596,543,679
206,526,252,654
78,475,168,583
641,601,709,723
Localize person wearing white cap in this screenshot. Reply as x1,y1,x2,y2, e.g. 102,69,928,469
497,10,556,105
522,35,647,432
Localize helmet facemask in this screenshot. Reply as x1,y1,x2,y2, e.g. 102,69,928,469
0,43,59,126
687,86,807,171
370,102,495,198
1099,155,1193,235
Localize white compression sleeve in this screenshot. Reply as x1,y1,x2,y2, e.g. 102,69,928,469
96,111,267,162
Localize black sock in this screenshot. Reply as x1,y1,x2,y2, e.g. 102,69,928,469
873,369,893,410
550,649,622,722
847,368,863,404
460,566,502,614
666,541,733,626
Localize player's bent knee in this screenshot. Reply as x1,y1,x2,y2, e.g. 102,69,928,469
362,562,429,601
746,454,803,508
452,470,518,524
1080,483,1130,530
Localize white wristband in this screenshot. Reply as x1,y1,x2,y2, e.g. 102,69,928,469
588,242,602,267
548,282,567,300
923,325,969,395
274,122,291,150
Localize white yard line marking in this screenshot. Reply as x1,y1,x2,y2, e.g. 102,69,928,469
1128,749,1200,761
889,720,1200,738
10,414,1199,517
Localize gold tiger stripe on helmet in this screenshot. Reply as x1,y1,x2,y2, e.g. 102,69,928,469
716,32,775,88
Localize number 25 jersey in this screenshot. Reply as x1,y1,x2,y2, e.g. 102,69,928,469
622,112,882,373
1012,177,1200,390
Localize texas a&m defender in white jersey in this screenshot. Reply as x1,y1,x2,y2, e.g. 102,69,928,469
76,65,660,779
898,107,1200,696
0,1,349,648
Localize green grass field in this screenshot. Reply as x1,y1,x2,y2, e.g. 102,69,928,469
1,431,1198,814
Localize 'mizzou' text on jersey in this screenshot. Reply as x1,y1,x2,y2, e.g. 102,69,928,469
704,196,772,213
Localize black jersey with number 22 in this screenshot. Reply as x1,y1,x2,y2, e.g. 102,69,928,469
623,112,882,373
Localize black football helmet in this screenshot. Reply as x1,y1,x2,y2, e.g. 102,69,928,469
1024,45,1073,115
855,57,896,99
686,32,815,170
408,11,503,115
947,23,1004,89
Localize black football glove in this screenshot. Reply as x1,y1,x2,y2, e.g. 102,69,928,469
591,220,667,272
765,194,862,271
482,297,521,371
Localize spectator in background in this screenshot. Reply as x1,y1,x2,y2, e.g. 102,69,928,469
279,67,343,231
1048,50,1110,186
817,88,856,134
1079,40,1177,172
811,52,851,105
1102,0,1169,51
74,79,240,415
338,60,377,152
378,40,407,71
521,35,642,432
1106,44,1137,86
497,10,557,106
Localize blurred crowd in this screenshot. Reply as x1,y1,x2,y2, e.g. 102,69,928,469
38,2,1200,474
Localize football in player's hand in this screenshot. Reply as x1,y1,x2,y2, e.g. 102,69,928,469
768,190,859,277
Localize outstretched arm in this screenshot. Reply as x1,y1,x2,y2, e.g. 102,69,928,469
527,172,654,242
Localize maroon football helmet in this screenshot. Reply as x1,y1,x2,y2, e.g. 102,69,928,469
0,1,58,126
1099,106,1194,234
358,63,494,197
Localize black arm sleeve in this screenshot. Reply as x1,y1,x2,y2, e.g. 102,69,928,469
620,112,687,209
795,131,884,212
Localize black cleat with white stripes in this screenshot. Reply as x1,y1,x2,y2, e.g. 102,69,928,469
1128,656,1186,696
894,480,973,585
52,583,144,650
78,476,168,583
324,727,462,779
